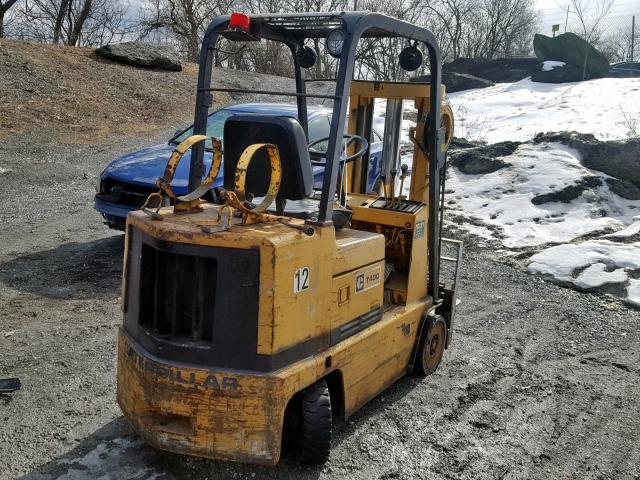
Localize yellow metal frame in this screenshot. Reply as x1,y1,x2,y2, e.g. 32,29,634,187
346,81,453,203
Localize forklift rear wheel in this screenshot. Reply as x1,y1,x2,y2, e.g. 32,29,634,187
414,316,447,376
298,379,332,464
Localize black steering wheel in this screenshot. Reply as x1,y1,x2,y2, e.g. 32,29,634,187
308,134,369,166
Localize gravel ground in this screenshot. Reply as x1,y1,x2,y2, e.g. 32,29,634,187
1,129,640,480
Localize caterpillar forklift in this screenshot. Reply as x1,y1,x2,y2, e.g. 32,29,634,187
116,11,462,465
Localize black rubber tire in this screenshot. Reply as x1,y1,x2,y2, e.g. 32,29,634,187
298,379,332,464
413,315,447,376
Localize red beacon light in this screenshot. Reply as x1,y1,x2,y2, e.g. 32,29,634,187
229,12,250,32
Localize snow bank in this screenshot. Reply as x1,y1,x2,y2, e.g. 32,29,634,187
371,80,640,305
447,77,640,143
603,218,640,239
446,142,640,247
528,240,640,306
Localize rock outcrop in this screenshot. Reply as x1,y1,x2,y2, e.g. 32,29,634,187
412,72,495,93
532,33,609,83
449,141,521,174
444,57,542,83
533,132,640,188
96,42,182,71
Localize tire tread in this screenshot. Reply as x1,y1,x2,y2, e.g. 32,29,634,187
298,379,332,464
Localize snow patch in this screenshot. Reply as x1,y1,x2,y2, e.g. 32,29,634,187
448,77,640,143
542,61,566,71
627,279,640,307
445,142,640,247
528,240,640,305
371,79,640,306
574,263,627,289
603,220,640,239
55,438,162,480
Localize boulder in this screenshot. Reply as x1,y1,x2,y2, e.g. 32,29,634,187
533,33,609,81
606,178,640,200
534,132,640,187
450,141,521,174
531,176,602,204
412,72,494,93
531,63,584,83
449,138,480,150
96,42,182,71
443,57,542,83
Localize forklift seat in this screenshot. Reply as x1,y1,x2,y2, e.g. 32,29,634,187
223,115,314,201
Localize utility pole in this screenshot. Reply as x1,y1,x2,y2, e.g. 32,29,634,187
564,5,570,33
631,15,636,62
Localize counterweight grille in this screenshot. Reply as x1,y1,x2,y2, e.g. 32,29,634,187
139,244,216,343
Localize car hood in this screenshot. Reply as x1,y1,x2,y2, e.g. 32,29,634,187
101,143,337,195
101,144,217,195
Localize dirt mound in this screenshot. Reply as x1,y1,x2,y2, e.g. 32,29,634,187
0,39,327,146
0,39,198,144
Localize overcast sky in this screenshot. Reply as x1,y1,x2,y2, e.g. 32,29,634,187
536,0,639,33
123,0,638,36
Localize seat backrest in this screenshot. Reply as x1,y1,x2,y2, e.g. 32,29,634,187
223,115,314,200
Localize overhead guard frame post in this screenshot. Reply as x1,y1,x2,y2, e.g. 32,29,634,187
190,12,444,301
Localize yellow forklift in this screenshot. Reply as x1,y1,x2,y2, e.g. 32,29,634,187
117,11,461,465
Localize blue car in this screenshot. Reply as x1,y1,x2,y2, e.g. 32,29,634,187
95,102,384,229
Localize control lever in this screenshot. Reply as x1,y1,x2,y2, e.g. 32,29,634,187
389,166,397,207
397,163,409,206
381,173,389,205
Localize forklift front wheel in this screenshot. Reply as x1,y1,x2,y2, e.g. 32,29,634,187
298,379,332,464
414,315,447,376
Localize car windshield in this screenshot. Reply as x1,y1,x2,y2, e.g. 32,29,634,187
171,110,235,147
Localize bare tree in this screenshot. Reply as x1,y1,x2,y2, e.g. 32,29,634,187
482,0,537,58
139,0,235,61
566,0,614,78
599,23,639,62
0,0,19,37
426,0,477,60
567,0,614,44
17,0,129,46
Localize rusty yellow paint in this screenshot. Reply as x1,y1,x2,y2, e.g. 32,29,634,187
177,137,223,203
157,134,210,202
333,227,385,275
349,80,446,99
234,142,281,212
117,332,286,465
117,294,430,465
